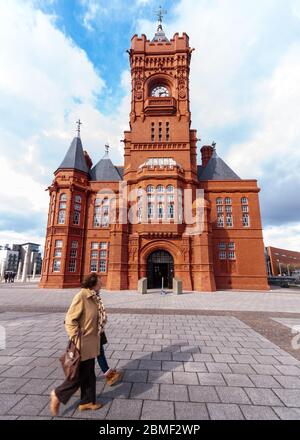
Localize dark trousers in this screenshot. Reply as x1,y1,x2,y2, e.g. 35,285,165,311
97,342,109,374
55,358,96,405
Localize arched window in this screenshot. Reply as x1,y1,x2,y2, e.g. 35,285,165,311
147,185,154,194
166,185,174,193
157,185,164,193
60,193,67,202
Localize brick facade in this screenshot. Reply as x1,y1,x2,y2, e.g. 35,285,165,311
40,29,269,292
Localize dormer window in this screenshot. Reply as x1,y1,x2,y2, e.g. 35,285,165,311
151,85,169,97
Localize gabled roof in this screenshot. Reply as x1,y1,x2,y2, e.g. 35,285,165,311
198,151,241,181
57,136,88,174
90,157,123,181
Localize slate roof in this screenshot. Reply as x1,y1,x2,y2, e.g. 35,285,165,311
198,150,241,181
90,156,123,181
151,29,170,43
57,136,89,174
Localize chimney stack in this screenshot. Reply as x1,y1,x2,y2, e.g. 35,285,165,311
201,145,214,168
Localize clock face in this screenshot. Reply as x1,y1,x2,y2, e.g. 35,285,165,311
151,86,169,97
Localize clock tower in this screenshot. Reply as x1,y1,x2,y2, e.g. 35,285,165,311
122,17,216,292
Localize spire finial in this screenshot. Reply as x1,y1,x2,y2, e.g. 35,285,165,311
76,119,82,137
155,5,167,31
105,144,110,156
212,141,216,150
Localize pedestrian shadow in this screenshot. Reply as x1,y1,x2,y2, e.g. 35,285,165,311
102,342,195,399
58,343,198,417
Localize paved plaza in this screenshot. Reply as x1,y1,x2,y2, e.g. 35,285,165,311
0,283,300,420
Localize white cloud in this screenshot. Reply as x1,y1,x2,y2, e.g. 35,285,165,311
264,223,300,252
0,0,129,245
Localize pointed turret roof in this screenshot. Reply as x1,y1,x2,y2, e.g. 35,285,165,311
90,147,123,181
57,136,89,174
198,149,241,181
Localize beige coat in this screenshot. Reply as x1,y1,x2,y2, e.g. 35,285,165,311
65,288,102,362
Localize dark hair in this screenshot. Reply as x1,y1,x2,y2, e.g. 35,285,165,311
82,273,99,289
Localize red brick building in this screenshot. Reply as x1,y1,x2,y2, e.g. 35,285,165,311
40,24,268,291
266,246,300,276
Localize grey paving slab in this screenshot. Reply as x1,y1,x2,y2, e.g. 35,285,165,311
141,400,174,420
173,372,199,385
147,371,173,384
175,402,209,420
273,406,300,420
241,405,279,420
223,374,255,388
273,375,300,389
206,363,232,374
0,377,31,393
17,378,56,395
273,389,300,407
106,398,142,420
245,388,283,406
229,364,256,375
197,373,226,386
207,403,244,420
0,365,34,378
160,384,189,402
7,395,49,416
216,387,251,405
249,375,282,388
101,382,133,400
130,383,159,400
162,361,184,372
188,385,219,403
122,369,148,383
275,365,300,376
0,394,25,415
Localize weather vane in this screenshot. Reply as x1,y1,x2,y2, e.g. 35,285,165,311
76,119,82,137
212,141,216,149
105,144,110,156
155,5,167,31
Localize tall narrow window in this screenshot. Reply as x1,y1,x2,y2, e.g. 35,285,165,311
151,122,155,142
93,198,109,228
158,122,162,142
58,193,67,225
53,240,62,272
241,197,250,227
99,242,108,273
243,213,250,227
73,195,81,225
68,259,76,272
166,121,170,141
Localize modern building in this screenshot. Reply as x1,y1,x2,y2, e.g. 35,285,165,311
266,246,300,277
40,21,268,291
0,243,42,281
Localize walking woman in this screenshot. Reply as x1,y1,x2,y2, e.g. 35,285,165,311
50,273,105,415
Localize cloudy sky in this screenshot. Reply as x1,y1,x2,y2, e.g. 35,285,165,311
0,0,300,252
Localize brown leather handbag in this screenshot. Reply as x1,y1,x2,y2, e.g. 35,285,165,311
59,331,81,382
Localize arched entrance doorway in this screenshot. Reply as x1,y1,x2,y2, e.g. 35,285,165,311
147,250,174,289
